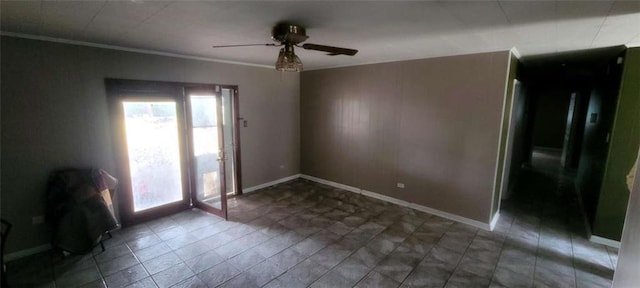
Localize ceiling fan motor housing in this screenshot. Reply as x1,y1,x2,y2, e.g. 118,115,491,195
272,23,309,44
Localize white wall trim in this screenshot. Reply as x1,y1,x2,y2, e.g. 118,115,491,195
4,244,52,263
361,189,410,207
490,211,501,230
489,51,514,220
300,174,493,231
408,201,491,231
242,174,301,194
299,174,360,194
590,235,621,249
0,32,273,69
510,47,522,59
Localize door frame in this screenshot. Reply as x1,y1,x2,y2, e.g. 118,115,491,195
220,85,243,196
184,84,242,197
106,79,242,225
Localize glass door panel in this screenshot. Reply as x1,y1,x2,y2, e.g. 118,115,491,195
189,92,227,218
122,101,185,212
221,88,236,195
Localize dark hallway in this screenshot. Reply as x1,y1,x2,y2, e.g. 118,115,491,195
498,148,618,287
495,46,632,287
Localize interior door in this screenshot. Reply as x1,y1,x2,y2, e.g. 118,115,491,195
187,86,228,219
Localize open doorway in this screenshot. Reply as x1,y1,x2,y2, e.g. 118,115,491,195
186,86,241,218
500,46,628,235
494,47,628,286
107,80,241,225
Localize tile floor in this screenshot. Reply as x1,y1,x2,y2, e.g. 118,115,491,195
7,170,618,288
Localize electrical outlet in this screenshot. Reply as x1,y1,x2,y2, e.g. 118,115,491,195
397,182,405,189
279,165,285,169
32,216,45,225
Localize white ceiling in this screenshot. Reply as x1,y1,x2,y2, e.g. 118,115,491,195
2,1,640,70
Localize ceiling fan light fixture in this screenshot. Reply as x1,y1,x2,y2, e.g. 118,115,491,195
212,23,357,71
275,45,303,72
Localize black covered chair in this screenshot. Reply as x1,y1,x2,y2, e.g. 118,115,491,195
46,169,119,254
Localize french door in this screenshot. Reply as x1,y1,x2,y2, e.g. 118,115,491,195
185,86,235,218
107,80,239,225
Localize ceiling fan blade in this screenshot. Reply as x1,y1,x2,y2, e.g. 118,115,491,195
212,43,279,48
301,43,358,56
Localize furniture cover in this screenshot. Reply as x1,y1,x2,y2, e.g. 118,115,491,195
47,169,118,254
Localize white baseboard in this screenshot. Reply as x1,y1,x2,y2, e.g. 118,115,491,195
590,235,621,249
300,174,493,231
409,201,491,230
299,174,360,194
361,189,410,207
4,244,52,263
242,174,301,194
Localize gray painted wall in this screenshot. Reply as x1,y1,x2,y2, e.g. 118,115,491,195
1,36,300,254
301,51,510,224
593,48,640,240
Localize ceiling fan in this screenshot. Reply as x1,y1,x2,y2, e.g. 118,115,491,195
212,23,358,72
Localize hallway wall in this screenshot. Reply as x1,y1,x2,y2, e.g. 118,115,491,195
576,81,619,227
593,47,640,240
